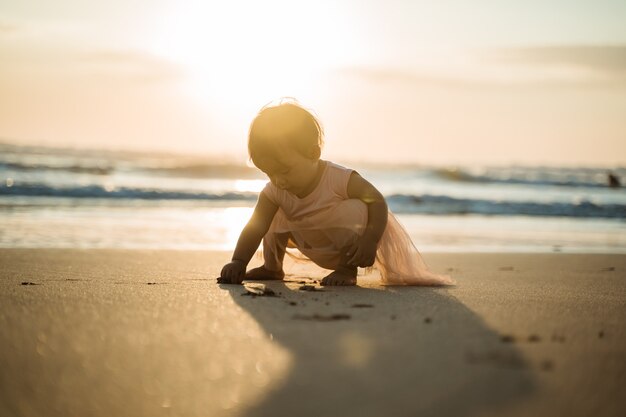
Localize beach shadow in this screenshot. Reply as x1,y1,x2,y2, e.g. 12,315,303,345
220,280,536,417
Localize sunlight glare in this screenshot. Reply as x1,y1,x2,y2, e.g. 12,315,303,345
220,207,254,250
234,179,266,193
148,1,353,111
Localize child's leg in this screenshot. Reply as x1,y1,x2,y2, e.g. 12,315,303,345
245,231,290,280
296,199,368,286
320,245,358,286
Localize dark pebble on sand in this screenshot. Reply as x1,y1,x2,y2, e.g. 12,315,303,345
288,301,297,306
299,285,323,292
499,266,514,271
20,282,39,286
424,317,432,324
351,304,374,308
598,330,604,339
500,335,515,343
528,334,541,343
601,267,615,272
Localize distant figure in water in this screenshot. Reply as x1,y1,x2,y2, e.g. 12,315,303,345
607,172,621,188
219,99,452,286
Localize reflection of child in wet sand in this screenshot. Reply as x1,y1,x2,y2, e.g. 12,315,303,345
219,100,452,286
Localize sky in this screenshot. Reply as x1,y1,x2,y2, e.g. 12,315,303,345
1,0,625,166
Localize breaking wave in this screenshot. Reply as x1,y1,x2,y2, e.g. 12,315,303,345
2,182,624,219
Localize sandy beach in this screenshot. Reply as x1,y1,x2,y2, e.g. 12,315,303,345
0,249,624,417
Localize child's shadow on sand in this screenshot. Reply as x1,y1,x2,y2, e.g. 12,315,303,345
222,280,535,417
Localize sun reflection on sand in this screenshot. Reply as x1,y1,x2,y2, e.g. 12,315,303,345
210,289,293,412
338,331,375,368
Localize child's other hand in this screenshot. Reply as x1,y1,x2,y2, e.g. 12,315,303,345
219,260,246,284
345,237,378,267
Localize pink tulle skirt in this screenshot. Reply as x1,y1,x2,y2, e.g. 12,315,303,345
375,213,454,286
263,200,454,286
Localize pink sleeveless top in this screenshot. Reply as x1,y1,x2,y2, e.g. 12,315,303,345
261,161,353,221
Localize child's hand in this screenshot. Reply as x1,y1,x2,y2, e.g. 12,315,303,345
345,237,378,267
219,260,246,284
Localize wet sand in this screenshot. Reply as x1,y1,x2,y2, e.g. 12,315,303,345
1,249,624,417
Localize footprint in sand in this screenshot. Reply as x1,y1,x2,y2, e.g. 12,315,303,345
551,333,566,343
540,359,554,371
292,313,351,321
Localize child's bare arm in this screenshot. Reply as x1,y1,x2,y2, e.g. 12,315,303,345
346,172,388,267
219,193,278,284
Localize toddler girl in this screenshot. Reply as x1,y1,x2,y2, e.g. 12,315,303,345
219,100,452,286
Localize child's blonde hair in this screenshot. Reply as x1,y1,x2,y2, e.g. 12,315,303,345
248,99,324,166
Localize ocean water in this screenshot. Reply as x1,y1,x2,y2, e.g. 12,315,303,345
1,142,625,253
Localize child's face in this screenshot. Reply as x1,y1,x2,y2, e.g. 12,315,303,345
255,147,319,196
